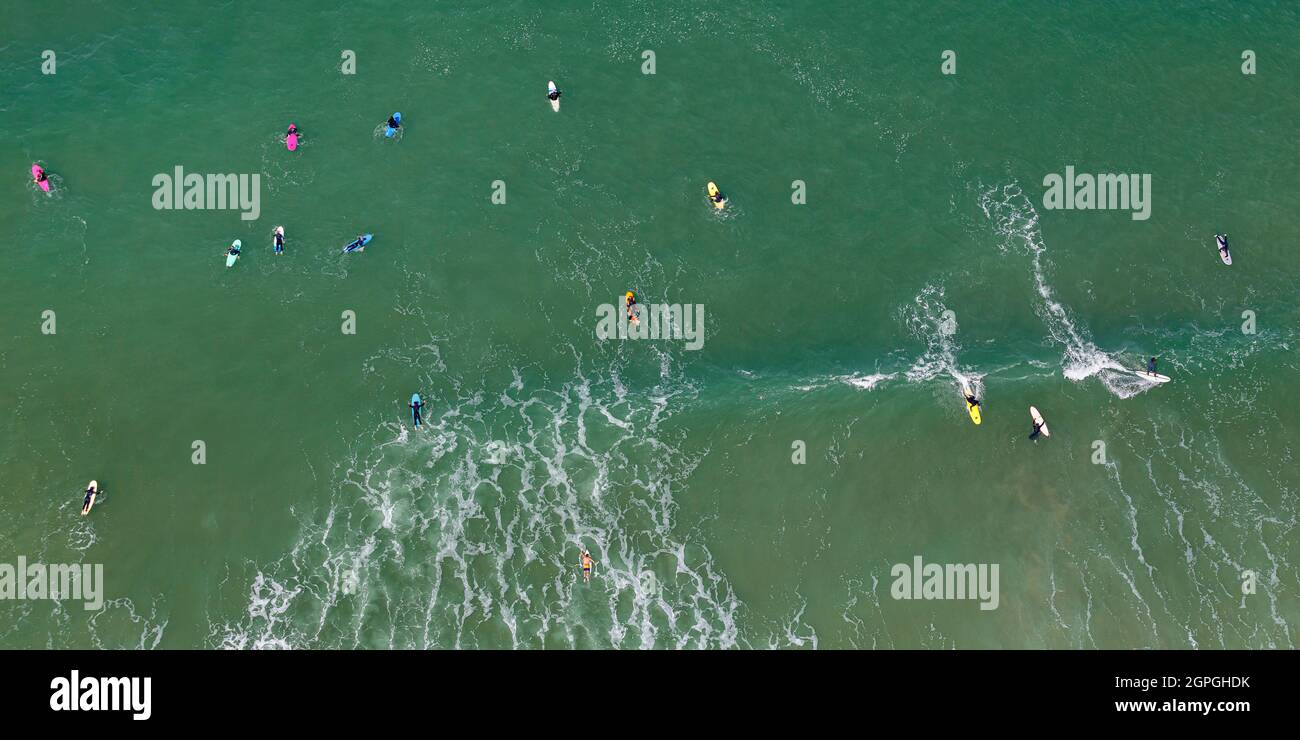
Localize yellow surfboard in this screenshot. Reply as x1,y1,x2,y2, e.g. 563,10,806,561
961,382,981,425
707,181,726,209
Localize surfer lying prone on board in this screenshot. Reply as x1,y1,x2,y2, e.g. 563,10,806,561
81,483,99,515
625,292,639,324
580,549,596,583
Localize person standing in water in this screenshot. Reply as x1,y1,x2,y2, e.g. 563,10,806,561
1029,419,1045,441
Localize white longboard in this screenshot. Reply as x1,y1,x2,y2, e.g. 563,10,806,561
273,226,284,254
1134,370,1171,383
226,239,241,268
82,480,98,516
548,81,560,112
1216,235,1231,266
1029,406,1050,437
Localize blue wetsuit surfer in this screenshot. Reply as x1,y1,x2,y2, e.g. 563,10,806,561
1147,357,1158,376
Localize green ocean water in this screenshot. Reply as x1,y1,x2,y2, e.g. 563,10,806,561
3,1,1299,648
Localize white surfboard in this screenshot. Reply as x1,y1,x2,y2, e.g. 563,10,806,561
1216,235,1231,266
81,480,98,516
1029,406,1050,437
226,239,241,268
1134,370,1171,383
273,226,284,254
548,81,560,112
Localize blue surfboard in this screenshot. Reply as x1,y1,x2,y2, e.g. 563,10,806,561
410,393,422,427
384,112,401,138
342,233,373,253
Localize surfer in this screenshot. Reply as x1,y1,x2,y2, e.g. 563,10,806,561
226,242,241,258
1029,419,1045,441
386,113,401,131
81,483,98,516
625,291,639,324
580,549,595,583
286,122,298,137
409,395,423,426
710,189,725,205
1146,357,1158,377
547,87,562,103
1216,233,1229,258
274,229,284,254
32,164,48,186
964,393,980,409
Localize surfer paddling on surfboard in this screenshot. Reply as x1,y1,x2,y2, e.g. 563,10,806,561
580,549,596,583
409,394,423,428
225,240,242,267
707,182,726,209
32,164,50,192
1216,234,1231,265
81,481,99,516
625,291,640,325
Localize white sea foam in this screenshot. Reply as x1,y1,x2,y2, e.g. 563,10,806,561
214,351,772,649
978,183,1152,399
